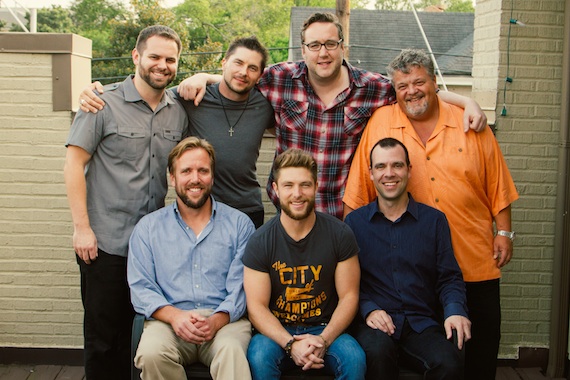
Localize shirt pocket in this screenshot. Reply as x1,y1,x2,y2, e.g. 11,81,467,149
163,129,182,142
156,129,183,162
280,100,308,131
116,125,146,161
344,107,372,137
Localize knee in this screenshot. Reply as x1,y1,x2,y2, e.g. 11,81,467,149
247,334,281,368
212,337,248,363
432,349,463,379
135,341,178,368
328,334,367,378
357,329,396,362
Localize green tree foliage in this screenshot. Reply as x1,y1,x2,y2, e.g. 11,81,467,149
70,0,126,31
13,0,382,84
10,5,74,33
69,0,127,57
374,0,473,12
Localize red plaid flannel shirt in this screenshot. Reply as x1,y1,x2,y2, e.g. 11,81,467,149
257,60,395,219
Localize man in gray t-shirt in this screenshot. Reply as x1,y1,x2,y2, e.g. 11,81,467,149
64,25,187,380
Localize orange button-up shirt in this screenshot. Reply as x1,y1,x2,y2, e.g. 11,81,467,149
343,99,519,282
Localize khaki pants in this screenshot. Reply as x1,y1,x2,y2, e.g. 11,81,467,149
135,310,252,380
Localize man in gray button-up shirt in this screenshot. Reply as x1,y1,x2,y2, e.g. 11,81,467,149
63,25,187,380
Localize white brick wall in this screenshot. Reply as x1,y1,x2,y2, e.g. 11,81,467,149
0,52,83,348
473,0,564,358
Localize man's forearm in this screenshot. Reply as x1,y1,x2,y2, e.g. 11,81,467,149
438,90,470,108
249,305,293,349
320,292,359,344
494,205,512,231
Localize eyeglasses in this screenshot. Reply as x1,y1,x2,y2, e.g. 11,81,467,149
303,39,343,52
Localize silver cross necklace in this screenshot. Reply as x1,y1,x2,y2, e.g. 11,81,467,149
218,86,250,137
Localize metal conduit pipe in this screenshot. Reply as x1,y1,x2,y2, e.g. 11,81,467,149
546,0,570,377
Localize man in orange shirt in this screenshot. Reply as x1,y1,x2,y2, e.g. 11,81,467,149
343,49,518,380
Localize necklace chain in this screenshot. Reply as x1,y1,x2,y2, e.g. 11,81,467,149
219,86,250,137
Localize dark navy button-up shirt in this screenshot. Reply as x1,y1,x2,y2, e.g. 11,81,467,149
345,195,467,339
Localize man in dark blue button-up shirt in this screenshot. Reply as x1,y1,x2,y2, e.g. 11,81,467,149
345,137,471,379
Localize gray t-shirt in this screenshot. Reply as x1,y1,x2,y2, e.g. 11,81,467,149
66,75,188,257
173,84,274,213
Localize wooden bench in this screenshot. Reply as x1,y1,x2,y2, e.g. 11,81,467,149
131,314,428,380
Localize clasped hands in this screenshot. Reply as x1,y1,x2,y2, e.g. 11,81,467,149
170,310,220,345
289,334,327,371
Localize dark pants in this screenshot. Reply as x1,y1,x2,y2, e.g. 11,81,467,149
77,250,135,380
352,318,463,380
464,279,501,380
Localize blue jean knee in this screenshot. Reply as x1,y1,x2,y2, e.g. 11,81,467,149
325,332,366,379
247,332,290,380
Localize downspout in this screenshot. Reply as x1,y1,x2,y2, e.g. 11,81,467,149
546,0,570,377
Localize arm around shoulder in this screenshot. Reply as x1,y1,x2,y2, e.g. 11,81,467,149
438,91,487,132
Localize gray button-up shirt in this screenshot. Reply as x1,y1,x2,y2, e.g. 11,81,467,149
66,75,188,257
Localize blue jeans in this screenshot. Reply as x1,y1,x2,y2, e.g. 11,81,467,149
247,325,366,380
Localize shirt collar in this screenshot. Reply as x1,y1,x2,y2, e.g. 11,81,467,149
367,193,420,222
122,74,177,106
172,195,218,221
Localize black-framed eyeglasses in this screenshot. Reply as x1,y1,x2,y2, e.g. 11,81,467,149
303,39,343,52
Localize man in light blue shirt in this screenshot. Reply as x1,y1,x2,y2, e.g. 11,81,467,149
128,137,255,380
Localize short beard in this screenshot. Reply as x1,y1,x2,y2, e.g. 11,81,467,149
139,66,174,90
177,190,210,210
280,198,316,221
404,97,429,118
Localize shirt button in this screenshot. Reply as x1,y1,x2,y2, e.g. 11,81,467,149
435,198,440,203
431,177,435,181
195,285,199,288
321,128,326,133
427,156,431,160
459,148,463,152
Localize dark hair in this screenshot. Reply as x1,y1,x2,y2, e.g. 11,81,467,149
272,149,318,183
136,25,182,56
386,49,435,81
300,12,344,43
369,138,411,167
226,36,269,71
168,137,216,174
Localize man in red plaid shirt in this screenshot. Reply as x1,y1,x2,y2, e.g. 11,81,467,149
179,13,486,219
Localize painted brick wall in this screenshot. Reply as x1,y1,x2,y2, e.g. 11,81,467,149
0,52,83,348
473,0,565,358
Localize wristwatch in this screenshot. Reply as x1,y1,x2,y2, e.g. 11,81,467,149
496,230,516,241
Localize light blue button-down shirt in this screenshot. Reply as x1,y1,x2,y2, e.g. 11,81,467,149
127,198,255,322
